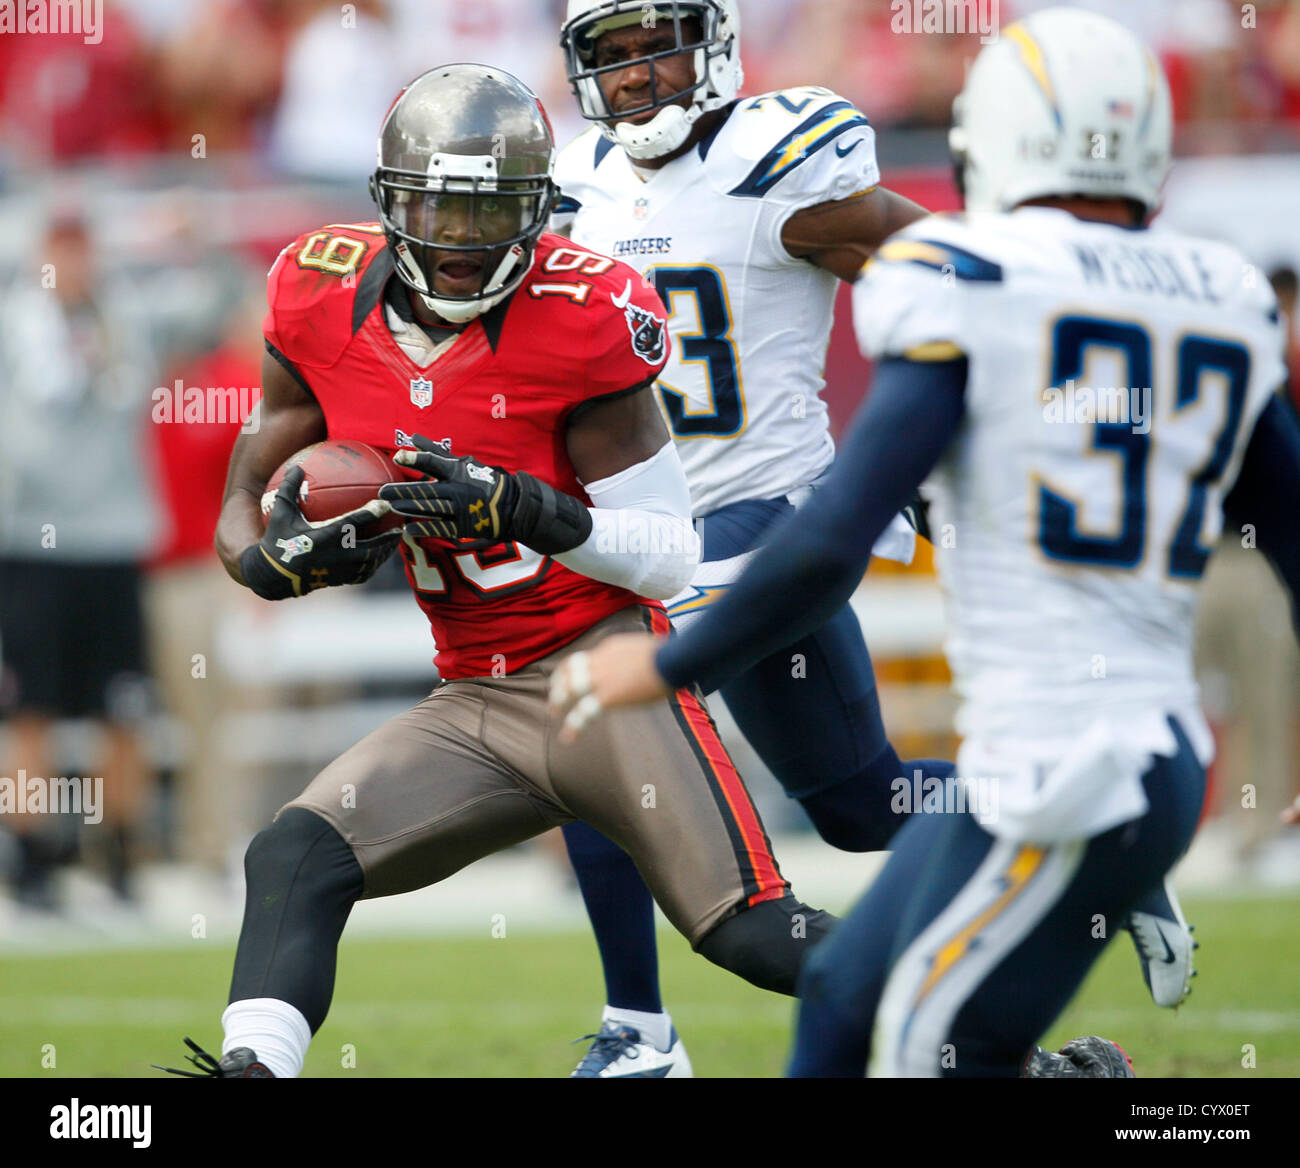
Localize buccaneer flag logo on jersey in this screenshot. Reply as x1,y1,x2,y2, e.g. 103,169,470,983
612,280,667,366
625,301,667,366
410,377,433,408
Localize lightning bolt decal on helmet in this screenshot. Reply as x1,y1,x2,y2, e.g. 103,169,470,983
949,10,1172,218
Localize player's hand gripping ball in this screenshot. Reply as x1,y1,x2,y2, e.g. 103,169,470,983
379,434,594,554
260,440,408,534
549,633,672,742
242,441,406,600
380,437,519,545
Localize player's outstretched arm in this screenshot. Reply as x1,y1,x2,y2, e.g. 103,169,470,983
1222,393,1300,644
214,348,327,585
782,187,929,281
551,355,967,732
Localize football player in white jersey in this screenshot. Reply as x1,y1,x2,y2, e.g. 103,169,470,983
551,0,951,1077
551,7,1300,1075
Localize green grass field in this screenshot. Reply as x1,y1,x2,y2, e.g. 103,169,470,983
1,894,1296,1077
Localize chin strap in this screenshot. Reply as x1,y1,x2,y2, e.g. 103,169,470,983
416,243,529,324
608,103,699,161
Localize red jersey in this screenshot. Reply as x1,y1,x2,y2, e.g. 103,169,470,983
151,348,262,569
264,225,672,679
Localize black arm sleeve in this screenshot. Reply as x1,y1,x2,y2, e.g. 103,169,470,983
1222,393,1300,644
655,355,969,694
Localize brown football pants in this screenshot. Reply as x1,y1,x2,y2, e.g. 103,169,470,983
284,604,792,945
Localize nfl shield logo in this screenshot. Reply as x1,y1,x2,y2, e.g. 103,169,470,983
410,377,433,408
633,197,649,220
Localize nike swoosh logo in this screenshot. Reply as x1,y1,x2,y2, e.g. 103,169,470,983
836,139,865,158
612,279,632,309
1152,920,1181,964
1133,914,1180,963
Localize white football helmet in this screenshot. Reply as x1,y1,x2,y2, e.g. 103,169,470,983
560,0,743,161
949,7,1172,217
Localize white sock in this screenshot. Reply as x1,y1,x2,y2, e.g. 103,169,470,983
222,998,312,1079
603,1005,674,1052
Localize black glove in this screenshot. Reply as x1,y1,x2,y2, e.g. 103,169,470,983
240,465,402,600
378,435,593,555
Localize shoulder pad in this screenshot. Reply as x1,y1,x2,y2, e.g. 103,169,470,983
264,223,390,368
716,87,876,203
526,235,670,399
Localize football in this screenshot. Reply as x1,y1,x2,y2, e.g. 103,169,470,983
260,440,407,534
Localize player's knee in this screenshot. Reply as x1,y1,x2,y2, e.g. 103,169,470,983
799,790,896,853
695,896,836,996
795,744,915,853
244,807,364,907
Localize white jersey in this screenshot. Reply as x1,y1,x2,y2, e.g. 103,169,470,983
855,207,1286,840
554,87,880,518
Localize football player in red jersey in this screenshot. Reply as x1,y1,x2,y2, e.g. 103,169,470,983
174,66,834,1079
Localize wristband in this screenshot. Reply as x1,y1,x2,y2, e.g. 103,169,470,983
240,543,300,600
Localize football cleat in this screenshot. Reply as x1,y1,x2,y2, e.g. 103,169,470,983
1124,877,1197,1008
155,1037,275,1078
1021,1036,1136,1078
570,1022,693,1078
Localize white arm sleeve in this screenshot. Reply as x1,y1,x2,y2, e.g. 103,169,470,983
553,441,701,600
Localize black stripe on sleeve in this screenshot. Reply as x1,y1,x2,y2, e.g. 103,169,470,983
352,247,394,335
565,375,658,425
264,341,315,400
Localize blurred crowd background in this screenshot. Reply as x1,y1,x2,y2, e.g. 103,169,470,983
1,0,1299,924
7,0,1300,172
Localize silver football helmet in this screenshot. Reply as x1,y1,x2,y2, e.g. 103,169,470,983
370,64,557,323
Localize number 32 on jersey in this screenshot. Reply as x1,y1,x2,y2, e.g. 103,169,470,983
1035,314,1251,580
